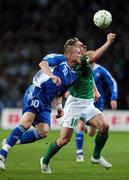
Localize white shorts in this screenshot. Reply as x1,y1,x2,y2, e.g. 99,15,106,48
61,95,101,129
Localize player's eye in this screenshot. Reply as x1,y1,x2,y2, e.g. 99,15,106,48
83,45,87,50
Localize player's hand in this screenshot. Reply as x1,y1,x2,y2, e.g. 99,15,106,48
111,100,117,110
106,33,116,45
55,108,64,118
51,75,61,86
64,91,70,99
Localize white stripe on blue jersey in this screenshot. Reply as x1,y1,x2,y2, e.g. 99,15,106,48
33,68,53,88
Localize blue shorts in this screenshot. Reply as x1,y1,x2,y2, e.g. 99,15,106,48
94,97,104,112
22,85,51,127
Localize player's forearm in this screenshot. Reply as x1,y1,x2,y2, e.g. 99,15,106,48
90,42,111,62
39,61,54,78
53,96,63,118
93,82,98,93
93,82,101,102
53,96,63,109
89,33,116,62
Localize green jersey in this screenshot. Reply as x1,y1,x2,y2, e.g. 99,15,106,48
70,56,94,99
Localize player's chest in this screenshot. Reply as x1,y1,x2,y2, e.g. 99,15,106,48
54,65,77,86
93,71,102,82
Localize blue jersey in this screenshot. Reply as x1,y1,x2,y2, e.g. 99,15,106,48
93,64,118,111
23,53,77,127
33,53,77,102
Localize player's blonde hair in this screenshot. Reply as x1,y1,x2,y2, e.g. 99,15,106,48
64,37,79,55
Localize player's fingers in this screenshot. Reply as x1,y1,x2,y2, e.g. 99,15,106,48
56,78,61,86
53,77,61,86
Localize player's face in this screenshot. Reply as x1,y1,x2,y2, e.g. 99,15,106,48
70,47,82,64
74,41,87,56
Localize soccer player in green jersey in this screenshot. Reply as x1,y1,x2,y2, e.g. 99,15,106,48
40,33,116,173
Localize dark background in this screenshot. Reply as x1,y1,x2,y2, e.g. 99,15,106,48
0,0,129,110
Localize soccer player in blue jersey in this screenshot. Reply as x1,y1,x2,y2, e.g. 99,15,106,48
0,46,82,171
76,62,118,162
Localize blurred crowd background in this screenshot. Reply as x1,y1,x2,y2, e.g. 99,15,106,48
0,0,129,111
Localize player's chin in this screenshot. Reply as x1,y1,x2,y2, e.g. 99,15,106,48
74,59,81,64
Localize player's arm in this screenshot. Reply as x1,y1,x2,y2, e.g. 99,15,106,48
53,96,64,118
39,54,66,86
101,67,118,109
87,33,116,62
39,61,61,86
64,91,71,99
93,81,101,102
53,86,70,118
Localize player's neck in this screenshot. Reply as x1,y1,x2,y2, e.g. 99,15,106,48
67,61,76,68
67,59,81,68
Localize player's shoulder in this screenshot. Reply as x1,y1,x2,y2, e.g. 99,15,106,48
93,64,107,71
43,53,65,60
93,63,101,70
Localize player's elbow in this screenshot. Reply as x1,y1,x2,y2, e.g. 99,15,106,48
39,60,48,68
39,61,43,67
87,50,97,62
90,55,98,62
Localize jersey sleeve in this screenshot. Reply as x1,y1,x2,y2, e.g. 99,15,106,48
101,67,118,100
42,54,66,66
